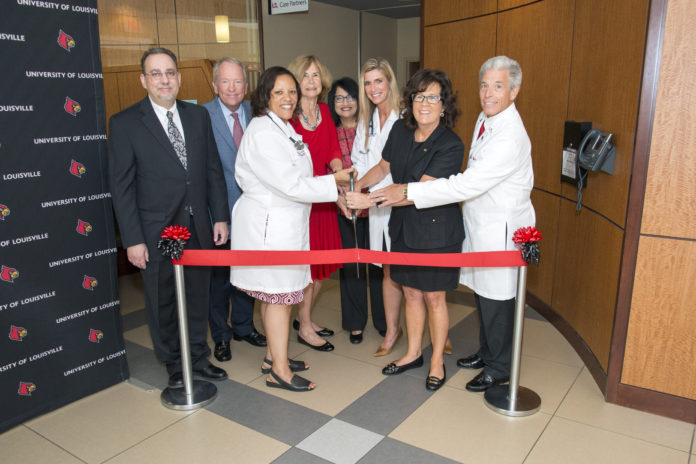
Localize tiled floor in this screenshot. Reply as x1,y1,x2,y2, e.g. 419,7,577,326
2,273,694,464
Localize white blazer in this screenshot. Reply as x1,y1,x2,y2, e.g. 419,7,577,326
408,103,535,300
230,111,338,293
350,108,399,254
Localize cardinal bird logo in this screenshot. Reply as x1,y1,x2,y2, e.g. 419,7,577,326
64,97,81,116
82,275,97,290
88,328,103,343
0,204,9,220
57,29,75,51
9,325,27,341
69,159,86,178
18,381,36,396
1,265,19,283
76,219,92,236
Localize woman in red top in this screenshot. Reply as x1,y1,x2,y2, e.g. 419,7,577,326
288,55,343,351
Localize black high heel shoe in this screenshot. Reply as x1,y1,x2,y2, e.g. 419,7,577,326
426,364,446,391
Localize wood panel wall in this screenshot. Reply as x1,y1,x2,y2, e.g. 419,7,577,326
619,0,696,404
422,0,696,422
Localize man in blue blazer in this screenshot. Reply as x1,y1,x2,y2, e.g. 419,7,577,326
202,57,266,362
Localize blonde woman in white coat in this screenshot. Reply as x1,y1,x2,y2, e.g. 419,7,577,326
230,67,353,392
372,56,535,393
351,58,404,357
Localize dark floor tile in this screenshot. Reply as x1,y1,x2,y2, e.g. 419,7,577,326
205,380,332,446
358,437,462,464
273,447,334,464
121,308,147,331
124,340,168,390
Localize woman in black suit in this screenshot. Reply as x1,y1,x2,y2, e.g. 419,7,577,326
346,69,464,391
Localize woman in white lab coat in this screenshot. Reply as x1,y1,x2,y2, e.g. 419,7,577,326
230,67,353,392
350,57,403,357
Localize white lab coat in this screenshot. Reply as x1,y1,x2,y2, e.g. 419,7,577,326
351,108,399,255
230,111,338,293
408,103,535,300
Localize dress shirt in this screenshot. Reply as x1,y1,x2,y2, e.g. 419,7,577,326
149,96,185,143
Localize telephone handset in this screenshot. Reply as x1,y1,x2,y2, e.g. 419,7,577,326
578,129,615,172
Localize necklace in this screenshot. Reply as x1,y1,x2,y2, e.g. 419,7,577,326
300,104,320,131
267,114,306,153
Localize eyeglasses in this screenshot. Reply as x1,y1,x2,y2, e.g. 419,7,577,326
144,70,178,80
412,94,442,104
334,95,355,103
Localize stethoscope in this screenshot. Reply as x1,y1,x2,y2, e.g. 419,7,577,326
358,119,376,154
267,114,306,155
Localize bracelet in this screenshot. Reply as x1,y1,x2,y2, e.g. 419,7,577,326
402,184,408,198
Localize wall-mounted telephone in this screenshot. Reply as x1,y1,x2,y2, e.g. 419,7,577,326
561,121,616,211
578,129,616,173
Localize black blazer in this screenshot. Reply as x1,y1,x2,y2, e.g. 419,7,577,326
384,120,465,250
108,98,229,253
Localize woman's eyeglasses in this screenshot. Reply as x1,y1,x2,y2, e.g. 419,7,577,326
412,94,442,104
334,95,355,103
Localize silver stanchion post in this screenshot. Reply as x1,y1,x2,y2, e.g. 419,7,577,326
160,263,217,410
483,265,541,416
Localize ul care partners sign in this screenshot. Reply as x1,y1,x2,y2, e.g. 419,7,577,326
268,0,309,15
0,0,128,433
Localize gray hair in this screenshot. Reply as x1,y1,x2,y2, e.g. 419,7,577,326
479,56,522,89
212,57,246,83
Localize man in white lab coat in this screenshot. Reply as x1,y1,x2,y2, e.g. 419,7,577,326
371,56,535,392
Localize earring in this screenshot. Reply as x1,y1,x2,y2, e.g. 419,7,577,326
440,111,445,118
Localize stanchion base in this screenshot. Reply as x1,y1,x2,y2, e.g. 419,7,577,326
160,380,217,410
484,385,541,417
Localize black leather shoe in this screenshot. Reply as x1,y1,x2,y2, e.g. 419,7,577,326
293,319,334,337
168,372,183,388
297,334,334,351
349,331,363,344
214,341,231,362
426,364,446,391
465,372,509,392
233,328,267,347
193,364,228,381
457,354,484,370
382,355,424,375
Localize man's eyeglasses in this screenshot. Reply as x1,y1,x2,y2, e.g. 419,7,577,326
334,95,355,103
412,94,442,104
144,70,178,80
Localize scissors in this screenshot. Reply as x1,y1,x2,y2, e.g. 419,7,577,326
349,171,359,278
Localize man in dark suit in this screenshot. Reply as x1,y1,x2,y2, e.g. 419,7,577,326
202,57,266,362
108,48,230,387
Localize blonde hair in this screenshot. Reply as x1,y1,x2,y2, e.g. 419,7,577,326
287,54,332,102
358,57,400,148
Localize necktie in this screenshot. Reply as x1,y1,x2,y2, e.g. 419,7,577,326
231,112,243,149
477,121,485,140
166,110,187,169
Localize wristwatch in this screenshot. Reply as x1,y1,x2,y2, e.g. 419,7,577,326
402,184,408,198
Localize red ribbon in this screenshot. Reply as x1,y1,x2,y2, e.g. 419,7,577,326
173,248,526,268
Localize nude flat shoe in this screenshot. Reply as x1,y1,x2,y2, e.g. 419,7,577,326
374,328,403,357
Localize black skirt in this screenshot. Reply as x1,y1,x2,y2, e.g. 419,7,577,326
390,233,461,292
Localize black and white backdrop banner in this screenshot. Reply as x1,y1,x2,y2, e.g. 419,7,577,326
0,0,128,433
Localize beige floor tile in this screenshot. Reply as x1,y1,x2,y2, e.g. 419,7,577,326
123,324,154,349
0,426,83,464
25,382,192,463
104,409,289,464
390,385,551,463
556,368,694,452
446,355,581,415
117,273,145,315
526,416,690,464
248,349,385,416
522,318,584,367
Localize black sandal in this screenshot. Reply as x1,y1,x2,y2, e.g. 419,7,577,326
260,357,309,374
265,370,314,392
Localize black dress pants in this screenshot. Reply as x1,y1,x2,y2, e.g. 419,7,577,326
475,292,515,379
337,214,386,332
141,215,212,375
